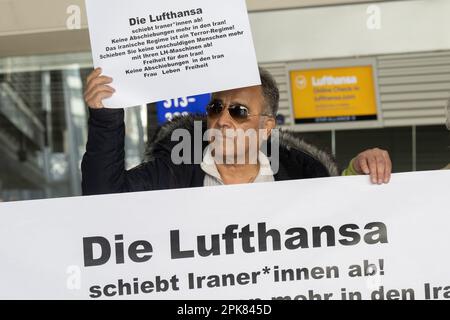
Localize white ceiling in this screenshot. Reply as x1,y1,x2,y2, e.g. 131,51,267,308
0,0,399,57
0,0,387,35
247,0,385,11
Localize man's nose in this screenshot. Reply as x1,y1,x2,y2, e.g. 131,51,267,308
216,107,234,129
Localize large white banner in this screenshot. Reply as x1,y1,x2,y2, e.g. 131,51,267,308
0,170,449,300
85,0,260,108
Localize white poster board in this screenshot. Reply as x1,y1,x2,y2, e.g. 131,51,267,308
0,170,449,300
85,0,260,108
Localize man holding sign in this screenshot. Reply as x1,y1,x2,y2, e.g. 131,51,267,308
81,0,392,195
81,67,392,194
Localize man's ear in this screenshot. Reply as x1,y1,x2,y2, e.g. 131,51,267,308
264,117,276,138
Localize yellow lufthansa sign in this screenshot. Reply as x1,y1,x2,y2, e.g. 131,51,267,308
289,66,378,124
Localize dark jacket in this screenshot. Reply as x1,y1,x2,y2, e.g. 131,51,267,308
81,108,339,195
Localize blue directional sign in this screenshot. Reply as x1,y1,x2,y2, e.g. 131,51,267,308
156,93,211,125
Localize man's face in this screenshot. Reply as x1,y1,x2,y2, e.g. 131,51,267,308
206,85,275,163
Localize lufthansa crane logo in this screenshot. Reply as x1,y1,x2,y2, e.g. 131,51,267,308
295,75,307,90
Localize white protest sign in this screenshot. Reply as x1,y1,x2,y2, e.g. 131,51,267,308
0,170,449,300
85,0,260,108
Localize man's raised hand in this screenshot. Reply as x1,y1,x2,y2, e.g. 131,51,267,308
84,67,115,109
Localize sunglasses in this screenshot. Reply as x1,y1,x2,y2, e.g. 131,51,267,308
206,100,271,122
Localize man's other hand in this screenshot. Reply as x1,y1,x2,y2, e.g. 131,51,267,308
352,148,392,184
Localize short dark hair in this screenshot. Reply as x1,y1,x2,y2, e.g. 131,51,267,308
259,67,280,117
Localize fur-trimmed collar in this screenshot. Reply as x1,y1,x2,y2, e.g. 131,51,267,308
145,115,339,176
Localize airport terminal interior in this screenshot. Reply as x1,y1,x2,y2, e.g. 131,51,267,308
0,0,449,202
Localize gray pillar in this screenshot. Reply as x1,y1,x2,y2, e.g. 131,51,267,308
62,68,87,196
41,71,53,198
